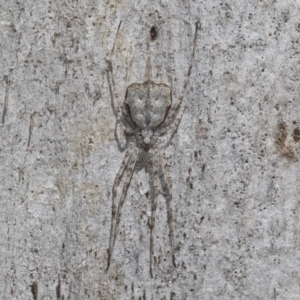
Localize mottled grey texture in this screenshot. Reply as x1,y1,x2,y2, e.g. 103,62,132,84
1,0,300,299
125,82,171,129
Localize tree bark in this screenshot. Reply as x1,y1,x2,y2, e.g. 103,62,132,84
1,0,300,299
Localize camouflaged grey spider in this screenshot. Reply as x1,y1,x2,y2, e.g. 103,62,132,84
106,21,199,277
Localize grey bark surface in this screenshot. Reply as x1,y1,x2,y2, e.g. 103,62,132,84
1,0,300,299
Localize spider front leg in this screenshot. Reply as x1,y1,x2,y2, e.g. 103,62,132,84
159,106,186,138
106,21,136,131
162,20,199,128
106,144,139,271
106,20,123,112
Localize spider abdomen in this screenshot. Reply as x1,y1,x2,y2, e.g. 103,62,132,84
125,81,171,129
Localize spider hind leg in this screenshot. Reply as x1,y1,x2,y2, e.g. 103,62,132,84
161,151,176,267
149,149,160,277
106,145,139,271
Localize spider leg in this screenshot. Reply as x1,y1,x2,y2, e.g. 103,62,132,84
159,106,186,138
106,20,123,112
163,21,199,127
107,21,137,132
106,144,139,271
150,148,159,277
160,151,176,267
113,147,139,246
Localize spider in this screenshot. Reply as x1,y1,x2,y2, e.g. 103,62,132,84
106,20,199,277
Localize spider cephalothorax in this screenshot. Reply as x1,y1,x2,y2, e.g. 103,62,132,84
106,20,199,277
136,129,158,148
